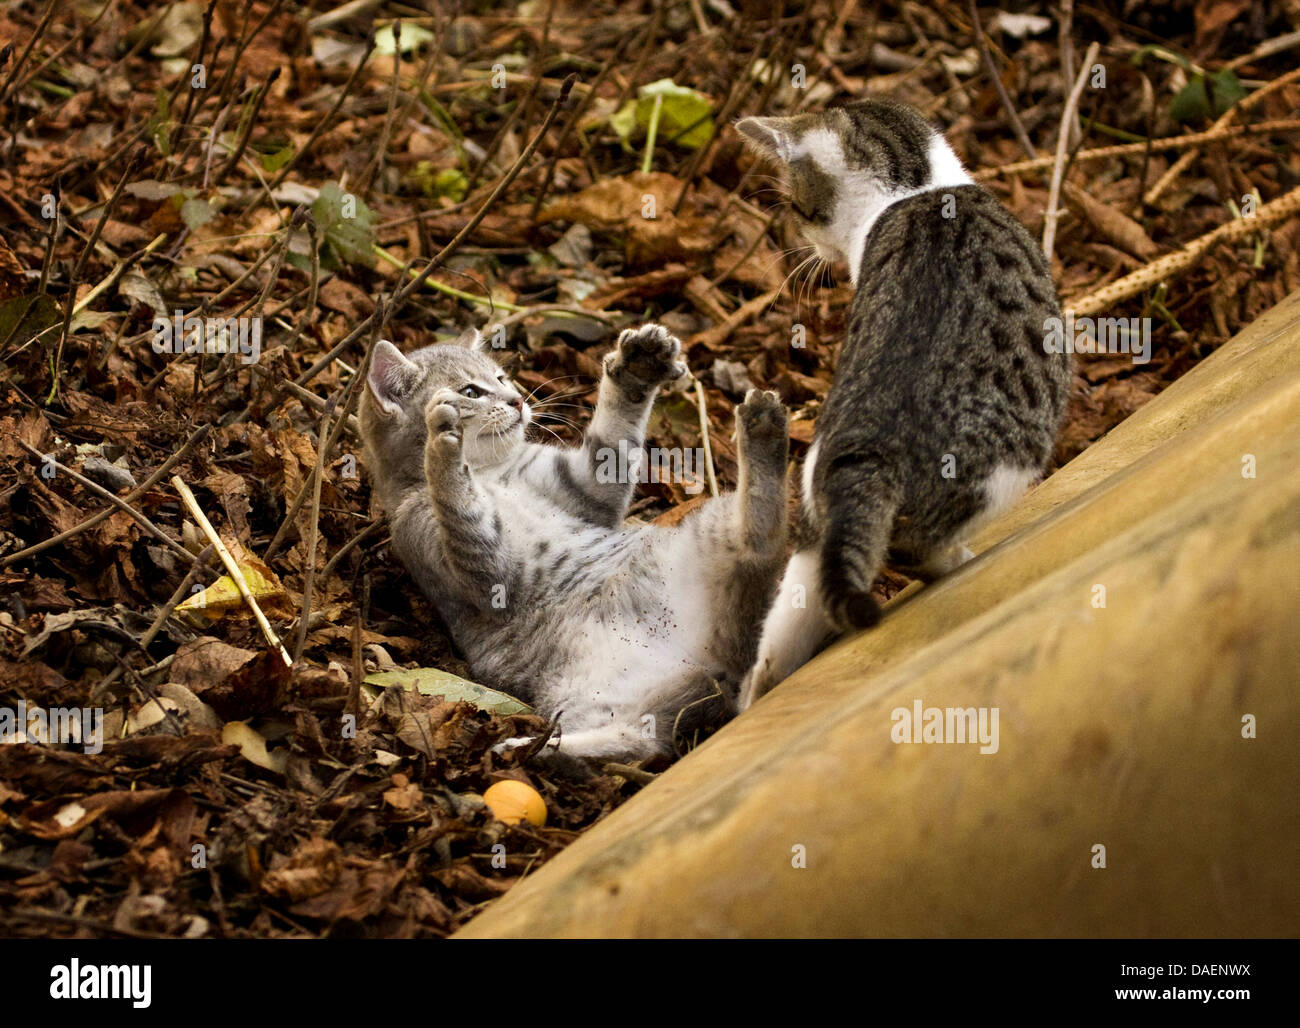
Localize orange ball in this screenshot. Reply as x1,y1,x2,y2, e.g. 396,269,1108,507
483,780,547,827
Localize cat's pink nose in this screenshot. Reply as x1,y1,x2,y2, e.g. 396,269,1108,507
509,396,524,410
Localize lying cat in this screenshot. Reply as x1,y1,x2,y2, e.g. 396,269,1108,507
735,98,1071,708
359,324,789,759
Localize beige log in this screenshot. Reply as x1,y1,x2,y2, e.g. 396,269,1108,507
457,293,1300,938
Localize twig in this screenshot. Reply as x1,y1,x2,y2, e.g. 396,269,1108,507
2,423,211,568
263,34,377,198
1067,185,1300,315
172,476,293,666
320,520,382,586
967,0,1036,161
0,0,56,107
214,68,280,185
293,399,335,663
293,76,578,391
1043,41,1100,263
93,545,216,698
1144,65,1300,207
48,149,142,402
15,440,197,566
266,299,387,560
693,379,719,499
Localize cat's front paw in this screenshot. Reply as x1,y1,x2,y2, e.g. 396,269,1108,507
605,323,688,399
426,390,464,460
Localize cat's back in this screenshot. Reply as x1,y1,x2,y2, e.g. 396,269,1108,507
821,184,1068,465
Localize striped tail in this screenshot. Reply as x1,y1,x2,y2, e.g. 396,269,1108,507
817,461,899,630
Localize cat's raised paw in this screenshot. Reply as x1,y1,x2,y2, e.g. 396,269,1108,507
425,391,464,457
606,323,687,397
737,388,788,460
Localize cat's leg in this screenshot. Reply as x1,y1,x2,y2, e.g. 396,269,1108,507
736,548,837,711
424,392,509,597
733,389,790,554
563,323,687,525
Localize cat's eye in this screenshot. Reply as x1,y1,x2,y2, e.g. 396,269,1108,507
460,385,481,398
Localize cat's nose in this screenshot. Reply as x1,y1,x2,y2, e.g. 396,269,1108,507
508,396,524,410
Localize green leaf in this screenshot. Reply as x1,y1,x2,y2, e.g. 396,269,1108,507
260,145,294,172
364,668,533,715
179,197,215,229
1209,68,1247,116
311,182,375,269
610,78,714,151
1169,75,1213,123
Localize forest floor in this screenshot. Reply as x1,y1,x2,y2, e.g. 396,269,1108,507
0,0,1297,937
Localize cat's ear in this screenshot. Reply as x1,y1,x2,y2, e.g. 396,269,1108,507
367,339,419,415
736,116,796,163
453,327,493,354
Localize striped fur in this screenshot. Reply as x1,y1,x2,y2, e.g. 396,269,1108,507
360,325,789,759
736,99,1072,709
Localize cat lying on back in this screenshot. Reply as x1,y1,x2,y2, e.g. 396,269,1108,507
359,324,789,759
734,98,1072,708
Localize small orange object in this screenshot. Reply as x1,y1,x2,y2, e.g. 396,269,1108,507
483,780,547,827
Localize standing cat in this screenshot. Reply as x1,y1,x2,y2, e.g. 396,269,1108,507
734,98,1071,708
359,324,789,759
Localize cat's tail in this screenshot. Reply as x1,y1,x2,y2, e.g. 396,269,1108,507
817,460,900,630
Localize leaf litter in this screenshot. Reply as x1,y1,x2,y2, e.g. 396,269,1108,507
0,0,1297,937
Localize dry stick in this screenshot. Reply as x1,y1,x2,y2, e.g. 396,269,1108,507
977,116,1300,182
1068,185,1300,316
672,31,765,214
172,476,292,666
169,0,217,153
967,0,1037,161
263,34,378,198
14,440,197,566
357,19,406,196
282,219,320,357
0,0,56,106
1144,65,1300,207
468,0,555,192
49,150,142,401
266,299,388,560
213,67,280,185
293,76,577,391
293,399,335,662
1060,0,1079,149
319,520,382,587
16,0,117,97
1043,41,1100,263
692,379,719,498
92,544,216,698
528,38,628,223
2,424,212,567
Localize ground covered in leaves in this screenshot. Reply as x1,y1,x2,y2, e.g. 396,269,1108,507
0,0,1297,937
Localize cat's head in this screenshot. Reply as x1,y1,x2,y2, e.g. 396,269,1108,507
360,331,531,486
736,98,970,279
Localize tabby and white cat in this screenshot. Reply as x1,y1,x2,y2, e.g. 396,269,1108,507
359,324,789,759
735,98,1071,708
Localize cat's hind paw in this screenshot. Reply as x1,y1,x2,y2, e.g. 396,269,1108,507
736,388,789,466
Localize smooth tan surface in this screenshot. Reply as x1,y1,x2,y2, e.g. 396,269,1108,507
457,295,1300,938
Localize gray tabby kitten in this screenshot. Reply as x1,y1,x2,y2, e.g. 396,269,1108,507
734,98,1071,708
359,324,789,759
